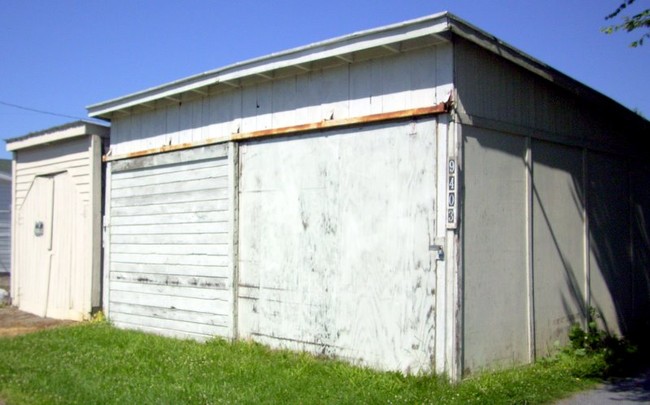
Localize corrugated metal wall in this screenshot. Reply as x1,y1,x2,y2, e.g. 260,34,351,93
106,144,237,340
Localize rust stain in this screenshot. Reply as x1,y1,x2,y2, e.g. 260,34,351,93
103,102,450,162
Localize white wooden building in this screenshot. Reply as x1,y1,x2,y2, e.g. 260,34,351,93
87,12,650,378
7,121,109,321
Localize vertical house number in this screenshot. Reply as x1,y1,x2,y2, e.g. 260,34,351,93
447,157,458,229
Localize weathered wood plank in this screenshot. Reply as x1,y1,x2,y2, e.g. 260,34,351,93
111,176,230,198
110,210,229,226
111,252,229,267
110,222,228,236
110,302,229,326
111,166,228,190
111,312,227,337
110,290,230,314
111,232,230,246
111,243,230,256
111,188,229,207
111,271,227,289
110,262,230,278
111,157,227,180
111,143,228,172
111,280,231,300
112,321,214,341
111,199,229,217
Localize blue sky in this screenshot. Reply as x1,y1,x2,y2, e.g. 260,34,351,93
1,0,648,160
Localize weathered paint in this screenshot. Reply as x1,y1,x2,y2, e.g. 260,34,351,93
107,144,236,340
9,123,107,321
105,46,453,158
238,119,438,373
104,103,450,162
85,13,650,379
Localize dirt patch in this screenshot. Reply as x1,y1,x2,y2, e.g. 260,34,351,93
0,274,77,337
0,306,76,337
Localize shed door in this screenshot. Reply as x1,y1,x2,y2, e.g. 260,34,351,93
17,172,85,319
107,145,234,340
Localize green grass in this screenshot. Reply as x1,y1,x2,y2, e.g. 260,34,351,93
0,322,613,404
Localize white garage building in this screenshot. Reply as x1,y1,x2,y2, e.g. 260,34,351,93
87,13,650,378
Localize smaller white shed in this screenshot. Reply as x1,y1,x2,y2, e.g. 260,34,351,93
7,121,109,320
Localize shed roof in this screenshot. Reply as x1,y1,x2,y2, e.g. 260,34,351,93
5,120,110,152
87,12,643,124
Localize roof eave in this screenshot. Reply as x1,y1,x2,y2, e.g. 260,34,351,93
6,120,110,152
86,12,453,120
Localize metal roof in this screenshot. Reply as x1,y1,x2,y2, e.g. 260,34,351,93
86,11,643,123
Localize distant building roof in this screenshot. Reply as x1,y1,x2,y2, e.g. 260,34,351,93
5,120,110,152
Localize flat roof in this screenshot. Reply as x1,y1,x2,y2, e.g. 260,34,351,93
5,120,110,152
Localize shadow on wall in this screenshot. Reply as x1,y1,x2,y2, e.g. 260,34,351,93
531,141,650,345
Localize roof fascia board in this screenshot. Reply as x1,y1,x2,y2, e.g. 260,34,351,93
6,122,109,151
446,14,644,120
87,13,451,118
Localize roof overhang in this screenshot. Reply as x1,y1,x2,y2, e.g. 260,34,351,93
87,12,452,120
6,120,110,152
87,11,647,125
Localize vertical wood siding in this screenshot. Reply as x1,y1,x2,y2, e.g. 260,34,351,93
108,145,235,340
109,45,452,157
238,119,438,373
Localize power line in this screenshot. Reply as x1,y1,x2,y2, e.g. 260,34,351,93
0,100,88,121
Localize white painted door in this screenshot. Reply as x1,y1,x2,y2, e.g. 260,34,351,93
16,176,53,317
16,172,85,319
107,145,235,340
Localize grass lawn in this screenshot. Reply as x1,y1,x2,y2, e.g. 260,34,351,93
0,322,610,404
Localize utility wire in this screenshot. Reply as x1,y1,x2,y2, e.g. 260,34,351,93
0,100,88,121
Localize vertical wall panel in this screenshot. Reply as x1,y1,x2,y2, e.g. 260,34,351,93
238,119,438,373
462,126,528,372
588,152,632,336
531,141,586,355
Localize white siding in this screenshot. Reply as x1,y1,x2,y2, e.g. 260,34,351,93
12,136,97,320
108,45,453,157
107,144,235,340
14,138,92,209
238,119,438,373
